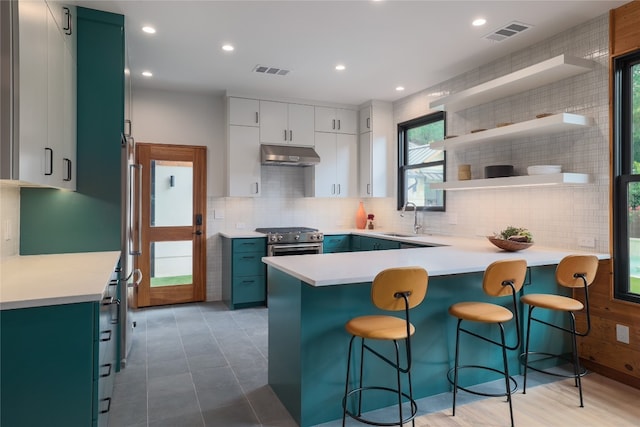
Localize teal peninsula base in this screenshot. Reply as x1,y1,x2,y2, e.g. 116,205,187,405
267,264,571,427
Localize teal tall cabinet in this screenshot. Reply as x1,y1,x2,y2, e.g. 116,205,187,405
20,7,124,255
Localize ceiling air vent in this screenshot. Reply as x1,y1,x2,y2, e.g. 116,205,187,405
253,65,290,76
484,21,532,42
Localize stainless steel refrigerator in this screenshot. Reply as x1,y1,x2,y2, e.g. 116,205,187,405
119,55,142,365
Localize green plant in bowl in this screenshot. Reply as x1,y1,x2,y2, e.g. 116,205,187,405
496,226,533,243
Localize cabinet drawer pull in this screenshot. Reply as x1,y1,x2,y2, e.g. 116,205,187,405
100,330,112,342
100,363,112,378
63,158,72,181
241,256,256,260
99,397,111,414
108,279,118,287
366,117,370,129
255,112,259,124
289,130,293,141
63,7,72,35
367,183,371,195
241,280,255,284
332,119,336,130
124,119,132,137
284,129,287,141
44,148,53,176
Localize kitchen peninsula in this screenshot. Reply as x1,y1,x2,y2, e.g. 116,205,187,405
263,235,608,426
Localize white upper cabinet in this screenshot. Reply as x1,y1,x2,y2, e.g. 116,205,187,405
306,132,357,197
228,97,260,127
259,101,314,146
314,106,357,134
227,125,261,197
9,0,76,189
358,101,392,198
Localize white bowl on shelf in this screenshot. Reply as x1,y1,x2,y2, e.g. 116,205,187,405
527,165,562,175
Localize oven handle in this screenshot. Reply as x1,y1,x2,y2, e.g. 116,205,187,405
270,243,322,251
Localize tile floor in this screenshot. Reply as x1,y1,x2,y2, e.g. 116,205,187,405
108,302,297,427
108,302,554,427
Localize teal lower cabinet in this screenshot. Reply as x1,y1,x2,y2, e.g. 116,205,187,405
222,237,267,309
322,234,351,253
267,264,567,427
351,235,401,251
0,287,119,427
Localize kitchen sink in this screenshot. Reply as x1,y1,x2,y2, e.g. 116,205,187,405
380,232,416,238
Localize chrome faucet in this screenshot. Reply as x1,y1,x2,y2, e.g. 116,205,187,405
401,202,422,234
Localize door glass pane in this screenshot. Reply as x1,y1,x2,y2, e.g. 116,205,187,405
151,160,193,227
405,164,444,208
150,241,193,287
628,182,640,296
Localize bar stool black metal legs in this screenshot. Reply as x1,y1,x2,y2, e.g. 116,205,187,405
447,259,527,427
520,255,599,407
342,267,429,426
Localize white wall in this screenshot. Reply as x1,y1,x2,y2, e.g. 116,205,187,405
132,87,226,196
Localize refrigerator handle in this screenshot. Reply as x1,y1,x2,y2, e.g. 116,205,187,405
129,164,143,256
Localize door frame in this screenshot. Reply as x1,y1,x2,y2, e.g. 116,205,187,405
134,143,207,307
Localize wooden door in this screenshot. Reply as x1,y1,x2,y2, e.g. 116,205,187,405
135,143,207,307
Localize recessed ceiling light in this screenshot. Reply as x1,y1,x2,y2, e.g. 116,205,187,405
396,86,405,91
142,26,156,34
222,44,235,52
335,64,346,71
142,71,153,77
472,18,487,27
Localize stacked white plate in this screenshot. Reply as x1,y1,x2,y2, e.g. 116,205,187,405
527,165,562,175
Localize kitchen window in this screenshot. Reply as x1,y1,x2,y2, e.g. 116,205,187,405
613,49,640,304
397,112,446,211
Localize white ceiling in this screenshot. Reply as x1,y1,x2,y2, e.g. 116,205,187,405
71,0,625,106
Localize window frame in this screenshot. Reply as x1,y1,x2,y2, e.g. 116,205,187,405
397,112,446,211
613,49,640,304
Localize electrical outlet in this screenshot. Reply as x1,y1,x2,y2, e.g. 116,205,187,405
235,222,245,229
214,209,225,219
578,236,595,248
616,324,630,344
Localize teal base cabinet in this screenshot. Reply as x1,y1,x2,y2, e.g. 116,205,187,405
268,264,567,427
322,234,351,253
0,287,118,427
222,237,267,309
351,235,401,251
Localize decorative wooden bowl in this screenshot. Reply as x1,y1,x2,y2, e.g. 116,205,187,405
487,236,534,252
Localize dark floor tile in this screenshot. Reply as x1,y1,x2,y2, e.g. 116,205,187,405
148,388,201,423
148,372,194,397
193,366,244,411
114,363,147,386
147,345,186,363
147,356,189,380
188,352,228,371
107,398,148,427
244,385,296,426
201,399,260,427
112,375,147,404
148,410,204,427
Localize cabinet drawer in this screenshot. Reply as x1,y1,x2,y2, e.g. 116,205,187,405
232,238,266,254
232,252,266,276
323,235,350,253
233,275,266,304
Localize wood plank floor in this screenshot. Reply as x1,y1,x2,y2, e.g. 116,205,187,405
414,373,640,426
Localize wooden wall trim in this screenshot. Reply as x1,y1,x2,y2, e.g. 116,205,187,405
610,0,640,57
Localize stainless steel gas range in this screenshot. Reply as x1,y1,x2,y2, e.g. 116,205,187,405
255,227,324,256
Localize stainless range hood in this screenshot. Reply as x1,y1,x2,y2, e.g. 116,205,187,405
261,144,320,166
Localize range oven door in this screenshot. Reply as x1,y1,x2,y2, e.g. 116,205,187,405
268,243,323,256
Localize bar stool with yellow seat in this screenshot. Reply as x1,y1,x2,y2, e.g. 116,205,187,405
448,259,527,427
342,266,429,427
520,254,599,407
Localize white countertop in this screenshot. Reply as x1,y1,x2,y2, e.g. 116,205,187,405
262,236,609,286
0,251,121,310
219,230,266,238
